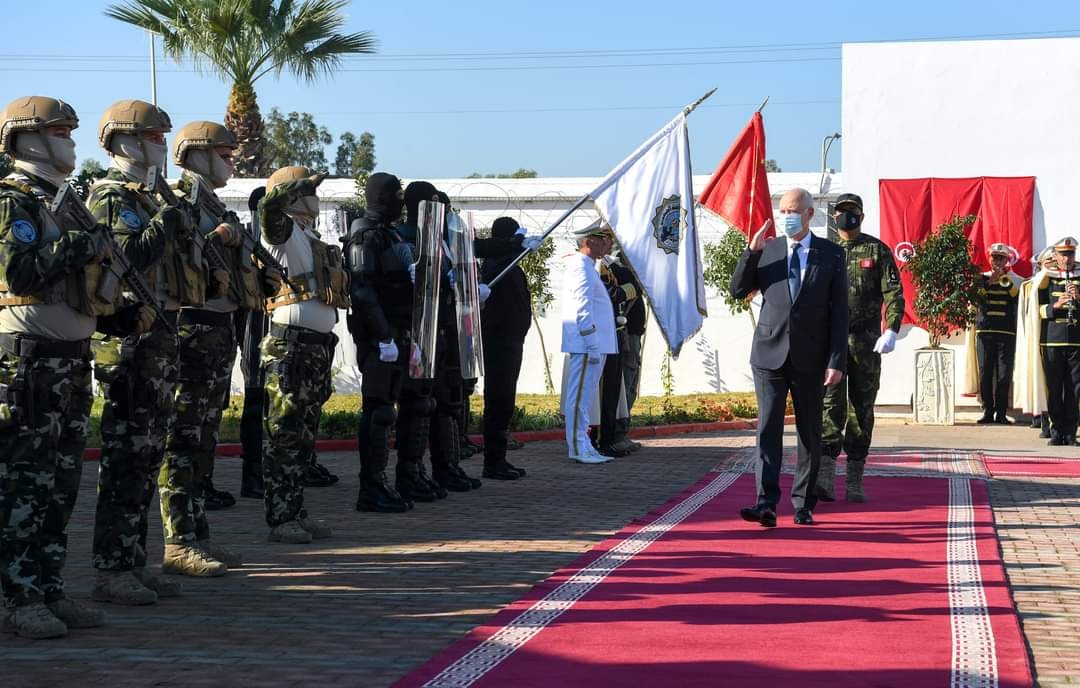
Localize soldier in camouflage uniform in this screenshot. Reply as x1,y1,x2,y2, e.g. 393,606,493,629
0,96,153,638
89,100,197,605
158,121,272,576
259,166,348,543
818,193,905,503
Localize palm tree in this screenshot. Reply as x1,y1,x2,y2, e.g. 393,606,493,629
105,0,376,177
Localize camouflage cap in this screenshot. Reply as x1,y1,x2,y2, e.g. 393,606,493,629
0,96,79,154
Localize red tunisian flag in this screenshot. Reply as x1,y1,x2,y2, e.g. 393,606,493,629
698,112,774,239
879,176,1035,326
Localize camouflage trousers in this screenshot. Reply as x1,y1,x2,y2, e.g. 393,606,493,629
822,335,882,461
159,320,236,545
261,329,334,528
0,348,92,608
92,323,178,570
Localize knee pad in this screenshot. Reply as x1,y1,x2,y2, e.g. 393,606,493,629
371,405,396,429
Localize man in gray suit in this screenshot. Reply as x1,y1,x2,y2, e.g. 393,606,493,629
730,188,848,526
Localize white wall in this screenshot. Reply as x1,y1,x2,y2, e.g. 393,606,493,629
841,37,1080,404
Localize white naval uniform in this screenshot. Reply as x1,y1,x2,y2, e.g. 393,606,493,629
560,251,617,456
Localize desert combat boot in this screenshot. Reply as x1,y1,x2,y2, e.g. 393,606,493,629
47,597,107,629
3,603,68,639
91,571,158,606
162,544,227,577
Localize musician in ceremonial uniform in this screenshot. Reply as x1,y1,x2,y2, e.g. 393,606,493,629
1039,237,1080,446
975,243,1021,424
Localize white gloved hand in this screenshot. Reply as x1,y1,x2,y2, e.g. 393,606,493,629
408,263,416,284
378,339,399,363
522,236,542,252
478,283,491,304
873,329,898,354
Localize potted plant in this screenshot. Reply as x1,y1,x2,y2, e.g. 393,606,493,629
904,214,983,424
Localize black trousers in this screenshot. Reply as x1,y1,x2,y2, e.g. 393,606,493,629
752,359,825,511
234,309,266,475
977,332,1016,414
482,331,525,464
597,348,624,448
1041,346,1080,440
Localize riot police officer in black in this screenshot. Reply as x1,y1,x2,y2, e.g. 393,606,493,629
345,172,418,512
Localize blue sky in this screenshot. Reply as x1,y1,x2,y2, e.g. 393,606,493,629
4,1,1079,178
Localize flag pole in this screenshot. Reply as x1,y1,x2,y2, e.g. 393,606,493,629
756,96,769,113
489,89,719,289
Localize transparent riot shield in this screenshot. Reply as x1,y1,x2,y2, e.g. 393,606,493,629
448,210,484,378
410,199,445,379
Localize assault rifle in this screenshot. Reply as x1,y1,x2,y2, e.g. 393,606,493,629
233,184,301,294
146,166,230,278
50,183,175,334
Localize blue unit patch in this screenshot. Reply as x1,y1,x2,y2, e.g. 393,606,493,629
119,209,142,229
11,219,38,243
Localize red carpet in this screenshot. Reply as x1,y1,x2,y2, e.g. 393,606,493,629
984,454,1080,478
395,470,1032,688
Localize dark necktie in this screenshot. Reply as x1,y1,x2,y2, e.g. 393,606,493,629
789,244,802,301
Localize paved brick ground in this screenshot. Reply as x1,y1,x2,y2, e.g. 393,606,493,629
2,419,1078,687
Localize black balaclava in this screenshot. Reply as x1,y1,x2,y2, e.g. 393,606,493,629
491,216,520,239
404,181,438,224
365,172,404,223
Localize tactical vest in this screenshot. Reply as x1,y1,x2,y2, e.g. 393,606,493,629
265,232,350,311
0,176,119,316
91,178,207,308
178,180,264,311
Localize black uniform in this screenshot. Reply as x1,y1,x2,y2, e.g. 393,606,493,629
595,259,640,454
1038,274,1080,444
345,173,418,512
976,273,1019,421
479,217,532,479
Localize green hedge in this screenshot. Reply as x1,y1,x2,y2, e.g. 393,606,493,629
87,392,771,447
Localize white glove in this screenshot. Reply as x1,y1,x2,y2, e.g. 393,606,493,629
522,236,542,252
378,339,399,363
478,283,491,304
408,263,416,284
873,329,898,354
585,340,601,365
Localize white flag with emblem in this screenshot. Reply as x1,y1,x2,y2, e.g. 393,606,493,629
588,112,706,356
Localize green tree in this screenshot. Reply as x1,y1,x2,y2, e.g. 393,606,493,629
105,0,375,177
334,131,375,178
72,159,108,198
0,153,13,178
517,234,557,393
703,227,753,315
264,108,332,171
906,214,982,347
764,159,782,173
466,168,538,179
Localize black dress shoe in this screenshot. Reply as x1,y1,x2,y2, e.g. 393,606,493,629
976,413,995,425
482,461,521,480
598,445,632,458
313,461,339,484
1039,429,1052,439
203,481,236,510
794,508,815,525
302,464,335,487
504,459,527,477
994,413,1013,425
1030,416,1041,429
739,504,777,528
1049,436,1066,446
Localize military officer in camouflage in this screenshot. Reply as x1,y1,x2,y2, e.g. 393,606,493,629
259,166,347,543
158,121,268,577
89,99,195,605
0,96,153,638
817,193,905,503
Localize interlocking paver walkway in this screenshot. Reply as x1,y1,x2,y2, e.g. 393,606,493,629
2,419,1077,687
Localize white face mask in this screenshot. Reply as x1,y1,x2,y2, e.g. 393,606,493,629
184,148,235,188
287,196,320,225
13,131,77,177
111,133,167,170
779,211,804,238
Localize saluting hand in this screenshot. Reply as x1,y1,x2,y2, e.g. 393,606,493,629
748,219,774,252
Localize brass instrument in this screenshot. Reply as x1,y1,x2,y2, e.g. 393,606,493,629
997,274,1013,288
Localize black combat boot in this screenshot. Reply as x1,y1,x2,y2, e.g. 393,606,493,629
395,459,440,502
203,478,236,510
976,410,995,424
357,471,413,513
